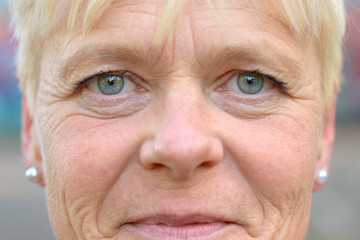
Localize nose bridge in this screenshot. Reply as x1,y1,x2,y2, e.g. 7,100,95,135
162,83,204,133
156,86,210,161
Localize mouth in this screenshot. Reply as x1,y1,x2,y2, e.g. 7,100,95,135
124,215,237,239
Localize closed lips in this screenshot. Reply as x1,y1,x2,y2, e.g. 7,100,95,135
124,215,239,239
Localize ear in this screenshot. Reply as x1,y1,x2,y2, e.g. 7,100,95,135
312,97,337,192
22,96,45,187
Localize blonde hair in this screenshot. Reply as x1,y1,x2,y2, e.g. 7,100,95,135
9,0,346,115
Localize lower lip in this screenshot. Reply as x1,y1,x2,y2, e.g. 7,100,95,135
128,222,228,239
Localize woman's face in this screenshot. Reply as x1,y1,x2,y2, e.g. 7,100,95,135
24,0,335,239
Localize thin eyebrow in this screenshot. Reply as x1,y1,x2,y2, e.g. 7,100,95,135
202,44,302,77
57,44,150,82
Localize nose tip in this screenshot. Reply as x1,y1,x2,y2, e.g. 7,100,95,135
139,129,223,180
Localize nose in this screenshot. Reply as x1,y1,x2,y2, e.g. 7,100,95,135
139,91,223,180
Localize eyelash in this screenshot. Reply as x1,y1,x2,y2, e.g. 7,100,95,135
237,69,288,91
73,69,131,91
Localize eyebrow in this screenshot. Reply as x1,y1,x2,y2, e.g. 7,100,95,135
201,43,302,78
57,44,152,82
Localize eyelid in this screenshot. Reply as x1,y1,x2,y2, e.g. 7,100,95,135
217,69,287,92
74,70,128,91
73,70,150,92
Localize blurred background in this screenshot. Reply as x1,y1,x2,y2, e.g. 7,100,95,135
0,0,359,239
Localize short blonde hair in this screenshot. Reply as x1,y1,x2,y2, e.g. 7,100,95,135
9,0,346,115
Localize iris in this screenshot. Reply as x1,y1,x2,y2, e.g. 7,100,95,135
97,75,124,95
237,72,264,94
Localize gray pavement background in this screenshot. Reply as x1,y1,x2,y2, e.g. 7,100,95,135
0,123,359,240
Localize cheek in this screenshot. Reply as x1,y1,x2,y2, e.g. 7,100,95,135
223,113,320,203
39,113,144,227
43,115,143,187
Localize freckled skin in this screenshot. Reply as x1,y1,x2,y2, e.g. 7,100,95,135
24,0,335,239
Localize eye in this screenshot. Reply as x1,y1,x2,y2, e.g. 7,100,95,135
84,72,138,95
224,71,277,94
97,75,124,95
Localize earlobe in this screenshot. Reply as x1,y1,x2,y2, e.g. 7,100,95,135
21,96,45,187
313,97,337,192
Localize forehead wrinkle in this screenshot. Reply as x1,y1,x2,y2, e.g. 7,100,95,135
186,3,301,71
189,0,290,32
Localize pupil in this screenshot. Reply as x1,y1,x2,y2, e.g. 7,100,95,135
247,78,254,85
107,78,115,86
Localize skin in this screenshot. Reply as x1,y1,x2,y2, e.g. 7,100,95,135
22,0,336,239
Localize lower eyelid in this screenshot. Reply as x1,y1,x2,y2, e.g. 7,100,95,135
211,87,281,107
78,90,152,118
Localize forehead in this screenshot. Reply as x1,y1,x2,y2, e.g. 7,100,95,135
59,0,292,45
57,0,302,66
129,0,285,38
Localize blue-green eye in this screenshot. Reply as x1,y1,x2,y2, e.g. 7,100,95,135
97,75,124,95
237,72,264,94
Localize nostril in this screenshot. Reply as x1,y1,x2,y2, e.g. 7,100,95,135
200,161,217,168
146,163,164,170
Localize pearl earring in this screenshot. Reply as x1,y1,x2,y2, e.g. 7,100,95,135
25,166,38,182
317,167,328,184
